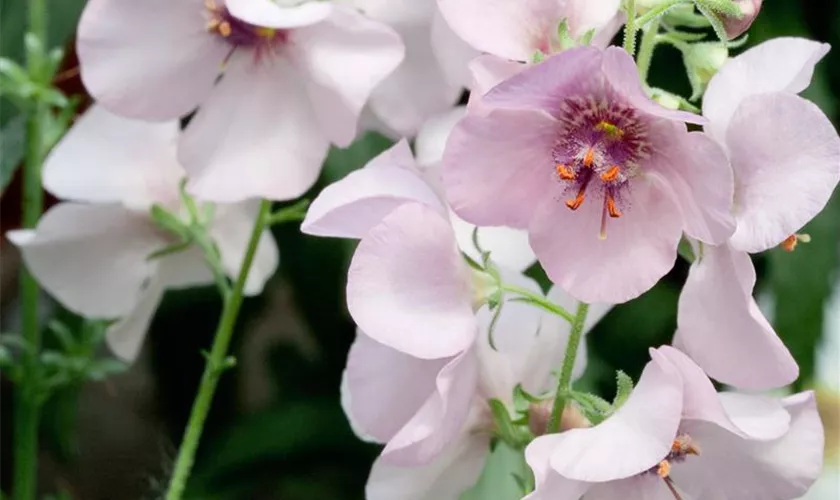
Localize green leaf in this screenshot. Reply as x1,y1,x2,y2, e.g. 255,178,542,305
84,358,128,381
460,442,531,500
488,398,529,446
613,370,635,408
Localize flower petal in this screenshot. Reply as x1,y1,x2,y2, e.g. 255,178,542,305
156,246,215,290
43,105,183,207
524,435,592,500
226,0,332,28
381,348,478,464
437,0,563,61
343,331,449,443
210,200,279,296
675,244,798,389
481,46,603,114
601,47,706,125
529,175,682,304
451,215,536,272
726,93,840,252
671,391,823,500
465,55,526,113
7,203,165,318
293,5,405,146
302,140,444,239
430,10,480,90
442,108,560,228
347,203,476,359
105,281,165,362
548,352,683,481
77,0,227,120
367,24,462,137
367,417,488,500
646,123,735,245
182,53,329,203
703,37,830,140
415,107,466,167
653,346,789,439
566,0,622,39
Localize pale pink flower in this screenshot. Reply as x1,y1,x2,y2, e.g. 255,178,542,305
526,346,824,500
77,0,404,202
702,38,840,253
342,202,609,495
6,106,278,361
302,110,536,270
675,38,840,390
442,46,735,303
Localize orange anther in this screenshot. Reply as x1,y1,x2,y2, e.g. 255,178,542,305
583,148,595,168
600,165,620,182
606,195,622,218
207,18,221,31
205,0,218,10
219,21,232,37
565,192,585,210
555,164,576,180
657,460,672,479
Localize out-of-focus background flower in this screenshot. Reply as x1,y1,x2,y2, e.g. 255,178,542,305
1,1,838,498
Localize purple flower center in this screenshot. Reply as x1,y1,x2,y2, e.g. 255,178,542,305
551,96,652,238
205,1,288,52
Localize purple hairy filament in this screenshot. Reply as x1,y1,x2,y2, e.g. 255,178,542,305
205,0,288,61
552,96,652,239
645,434,701,500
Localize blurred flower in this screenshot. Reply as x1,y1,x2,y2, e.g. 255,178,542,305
350,0,476,137
675,38,840,390
77,0,404,202
526,346,824,500
442,46,734,304
6,106,278,361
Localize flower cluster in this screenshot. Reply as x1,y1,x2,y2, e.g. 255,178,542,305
6,0,839,498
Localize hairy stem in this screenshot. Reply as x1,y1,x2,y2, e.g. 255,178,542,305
546,302,589,433
13,0,48,497
164,199,271,500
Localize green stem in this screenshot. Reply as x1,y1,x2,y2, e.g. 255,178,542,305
13,0,48,498
164,199,271,500
500,284,575,324
622,0,638,55
636,18,661,81
634,0,691,28
546,302,589,433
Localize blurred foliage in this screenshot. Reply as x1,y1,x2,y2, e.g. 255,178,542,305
1,0,838,499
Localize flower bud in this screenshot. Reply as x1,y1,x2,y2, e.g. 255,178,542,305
722,0,763,39
683,42,729,100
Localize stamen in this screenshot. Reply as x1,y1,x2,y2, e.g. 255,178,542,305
781,233,811,252
657,460,671,478
205,0,218,10
600,165,620,182
218,21,232,37
255,27,277,39
583,148,595,168
565,191,586,210
606,195,622,218
207,18,221,31
672,435,700,456
594,120,624,139
556,163,576,180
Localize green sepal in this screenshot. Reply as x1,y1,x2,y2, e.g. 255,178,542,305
613,370,635,409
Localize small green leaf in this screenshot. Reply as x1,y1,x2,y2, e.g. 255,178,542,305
85,358,128,381
0,113,25,193
614,370,635,408
150,203,189,238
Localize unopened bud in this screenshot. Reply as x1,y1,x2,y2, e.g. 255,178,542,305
683,42,729,100
722,0,763,39
528,401,591,436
